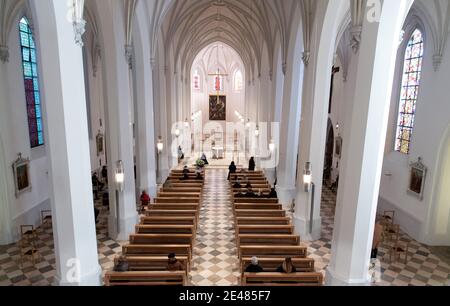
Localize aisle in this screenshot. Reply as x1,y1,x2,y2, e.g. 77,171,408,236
189,168,240,286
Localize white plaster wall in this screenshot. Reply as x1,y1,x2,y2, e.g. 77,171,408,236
380,25,450,244
0,19,51,240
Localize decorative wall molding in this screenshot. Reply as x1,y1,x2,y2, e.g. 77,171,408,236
350,0,364,54
125,44,133,70
300,0,316,66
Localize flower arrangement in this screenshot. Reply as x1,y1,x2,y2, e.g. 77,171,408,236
196,159,206,168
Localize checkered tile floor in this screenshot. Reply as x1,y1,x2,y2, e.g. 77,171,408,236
1,173,449,286
303,187,450,286
0,193,122,286
189,169,241,286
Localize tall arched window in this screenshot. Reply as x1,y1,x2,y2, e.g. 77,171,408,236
234,70,243,92
193,69,201,90
19,17,44,148
395,29,424,154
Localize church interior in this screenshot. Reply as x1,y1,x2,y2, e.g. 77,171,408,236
0,0,449,287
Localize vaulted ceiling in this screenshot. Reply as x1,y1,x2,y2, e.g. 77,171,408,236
159,0,300,80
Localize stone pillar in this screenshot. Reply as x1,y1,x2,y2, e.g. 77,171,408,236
97,2,138,241
31,0,101,285
327,0,413,284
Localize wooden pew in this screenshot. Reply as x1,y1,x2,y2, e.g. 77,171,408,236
240,258,315,274
237,225,293,235
158,192,201,199
154,198,199,204
145,210,199,222
161,188,202,193
236,217,291,226
115,256,190,273
140,216,196,227
122,244,192,261
165,183,203,188
238,234,300,246
104,271,186,286
233,188,271,193
239,246,307,259
241,272,323,286
234,198,278,204
234,204,282,210
148,204,200,211
129,234,193,246
135,225,195,235
235,210,286,218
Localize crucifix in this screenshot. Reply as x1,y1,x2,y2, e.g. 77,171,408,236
208,68,228,101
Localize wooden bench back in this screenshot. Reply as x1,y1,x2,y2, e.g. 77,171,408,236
140,216,196,226
135,225,195,235
235,210,286,217
114,256,190,273
104,271,186,286
234,204,282,210
122,244,191,260
236,217,291,225
155,198,199,204
145,210,198,218
242,272,323,286
234,198,279,203
238,234,300,246
129,234,193,245
237,225,293,235
161,188,202,193
158,193,201,198
239,246,307,258
149,204,200,211
240,258,315,273
165,183,203,188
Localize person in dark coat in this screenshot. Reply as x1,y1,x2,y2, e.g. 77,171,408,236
228,161,237,180
245,257,264,273
248,157,256,171
276,258,297,273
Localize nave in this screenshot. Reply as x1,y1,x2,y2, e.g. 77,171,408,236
1,168,449,286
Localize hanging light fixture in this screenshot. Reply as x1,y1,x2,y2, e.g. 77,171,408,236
246,119,251,129
269,139,276,152
175,128,181,138
255,125,260,137
184,118,189,128
303,162,312,193
115,160,125,192
157,136,164,153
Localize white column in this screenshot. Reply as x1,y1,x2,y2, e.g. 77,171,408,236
276,62,304,207
99,2,138,241
327,0,413,284
134,17,157,198
31,0,101,285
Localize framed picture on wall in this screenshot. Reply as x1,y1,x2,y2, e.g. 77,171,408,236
407,157,427,200
96,131,104,157
12,153,31,198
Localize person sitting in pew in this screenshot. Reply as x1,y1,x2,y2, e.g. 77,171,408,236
276,258,297,273
262,187,278,199
167,253,184,271
113,257,129,272
245,257,264,273
233,178,242,189
180,166,190,180
245,180,252,189
244,187,258,198
195,169,203,180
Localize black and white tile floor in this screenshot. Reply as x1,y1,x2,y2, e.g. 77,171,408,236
0,171,449,286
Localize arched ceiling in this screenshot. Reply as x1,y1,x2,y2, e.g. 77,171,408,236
192,42,244,78
159,0,300,80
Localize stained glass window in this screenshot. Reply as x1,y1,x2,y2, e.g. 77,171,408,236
19,17,44,148
395,29,424,155
193,70,200,90
234,70,243,92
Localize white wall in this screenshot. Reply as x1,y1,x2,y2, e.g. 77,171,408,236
380,28,450,244
0,16,51,242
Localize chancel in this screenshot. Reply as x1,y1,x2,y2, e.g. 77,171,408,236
0,0,449,287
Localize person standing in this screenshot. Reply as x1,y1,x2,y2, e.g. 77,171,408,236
249,157,256,171
140,190,151,212
228,161,237,180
